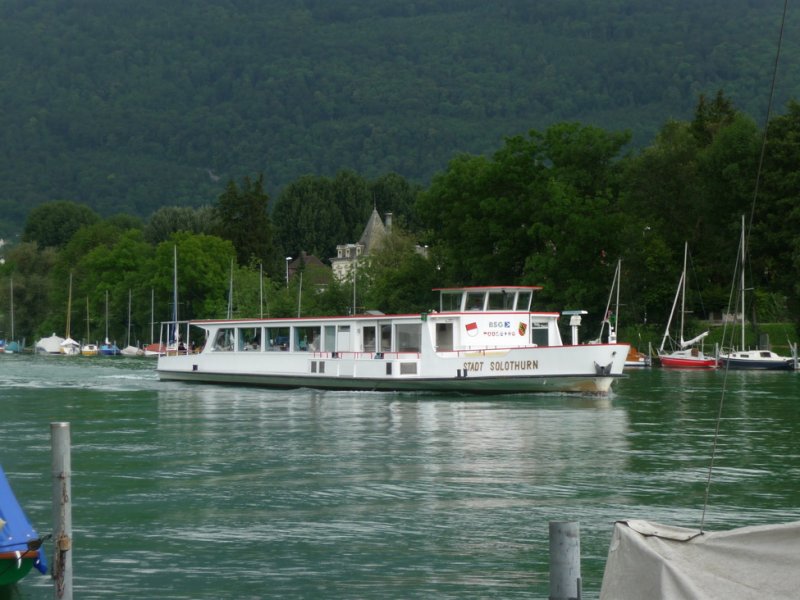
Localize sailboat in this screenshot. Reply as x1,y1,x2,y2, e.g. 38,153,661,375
99,290,121,355
717,216,796,370
657,242,716,369
594,260,651,368
59,272,81,356
143,288,165,357
121,289,144,356
81,296,99,356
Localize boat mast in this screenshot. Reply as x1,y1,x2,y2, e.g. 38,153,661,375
104,289,110,344
9,277,13,344
659,248,685,353
65,272,73,339
679,241,688,346
126,289,132,348
613,259,621,342
85,296,91,343
150,287,155,345
227,258,234,319
172,245,178,341
739,214,746,351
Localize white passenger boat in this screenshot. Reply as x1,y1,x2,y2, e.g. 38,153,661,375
156,286,629,394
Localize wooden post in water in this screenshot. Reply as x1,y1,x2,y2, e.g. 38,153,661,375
549,521,581,600
51,422,73,600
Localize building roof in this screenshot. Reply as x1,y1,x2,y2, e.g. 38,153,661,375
357,208,387,253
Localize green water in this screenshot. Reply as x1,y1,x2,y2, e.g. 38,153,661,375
2,355,799,599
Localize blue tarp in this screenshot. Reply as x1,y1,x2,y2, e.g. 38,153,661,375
0,466,47,575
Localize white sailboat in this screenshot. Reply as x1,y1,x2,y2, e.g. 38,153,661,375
657,242,716,369
59,272,81,356
121,289,144,356
81,296,99,356
718,216,796,370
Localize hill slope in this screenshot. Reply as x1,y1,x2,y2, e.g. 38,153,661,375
1,0,798,234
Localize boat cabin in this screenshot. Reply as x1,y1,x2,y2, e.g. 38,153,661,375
165,286,584,366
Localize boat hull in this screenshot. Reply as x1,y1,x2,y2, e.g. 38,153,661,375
718,356,795,371
158,345,628,395
0,553,38,586
659,356,717,369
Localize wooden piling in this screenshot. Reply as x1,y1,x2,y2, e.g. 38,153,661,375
549,521,581,600
51,422,72,600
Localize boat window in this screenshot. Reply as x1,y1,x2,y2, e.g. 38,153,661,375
238,327,261,351
487,291,515,310
531,320,549,347
213,328,235,352
380,324,392,352
516,292,532,311
440,291,463,312
466,291,485,311
295,326,321,352
436,322,454,351
396,323,421,352
362,326,376,352
266,326,290,351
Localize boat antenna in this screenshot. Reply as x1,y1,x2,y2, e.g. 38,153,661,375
701,0,788,532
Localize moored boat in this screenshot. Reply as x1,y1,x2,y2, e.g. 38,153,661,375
717,217,797,371
157,286,629,394
0,466,47,587
35,333,64,355
81,343,99,356
657,243,716,369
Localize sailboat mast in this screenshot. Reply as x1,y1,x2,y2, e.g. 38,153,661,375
150,287,155,344
679,242,688,345
740,214,746,351
172,245,178,341
104,289,110,343
9,277,13,343
127,289,132,348
86,296,91,342
227,258,234,319
66,272,73,339
614,259,621,340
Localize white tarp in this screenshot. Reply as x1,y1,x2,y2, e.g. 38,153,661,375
600,519,800,599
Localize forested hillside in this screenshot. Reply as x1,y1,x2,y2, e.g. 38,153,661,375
1,0,798,235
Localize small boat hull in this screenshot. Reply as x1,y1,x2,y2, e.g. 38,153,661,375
718,353,795,371
0,551,39,586
659,356,717,369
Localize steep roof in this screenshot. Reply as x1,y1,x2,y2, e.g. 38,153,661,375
357,207,387,253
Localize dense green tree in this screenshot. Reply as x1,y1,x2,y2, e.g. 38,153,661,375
0,242,59,341
690,90,738,146
144,205,217,244
21,201,101,250
151,232,236,323
751,99,800,320
417,122,630,313
214,175,277,272
360,228,439,314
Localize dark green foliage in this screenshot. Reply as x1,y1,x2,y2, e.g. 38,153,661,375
214,175,277,272
272,170,420,263
22,201,101,249
2,1,799,237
